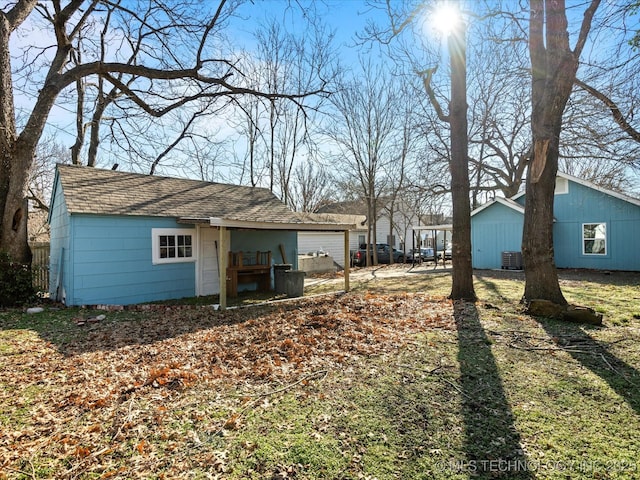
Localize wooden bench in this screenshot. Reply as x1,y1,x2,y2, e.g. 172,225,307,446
226,251,272,297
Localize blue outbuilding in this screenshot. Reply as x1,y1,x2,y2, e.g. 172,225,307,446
48,165,354,307
471,172,640,271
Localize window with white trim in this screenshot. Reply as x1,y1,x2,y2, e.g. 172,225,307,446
582,223,606,255
152,228,196,264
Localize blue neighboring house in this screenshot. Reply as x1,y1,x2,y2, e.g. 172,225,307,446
48,164,352,306
471,172,640,271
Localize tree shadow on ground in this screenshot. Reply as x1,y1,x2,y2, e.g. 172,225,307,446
454,301,533,479
539,319,640,415
0,297,286,356
473,272,522,303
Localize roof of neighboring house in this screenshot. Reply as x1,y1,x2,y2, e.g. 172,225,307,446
298,213,367,228
51,164,355,230
471,197,525,217
317,198,436,225
317,199,368,216
511,171,640,207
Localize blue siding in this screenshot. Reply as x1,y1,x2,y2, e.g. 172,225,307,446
552,182,640,270
471,203,523,269
471,179,640,271
67,215,196,305
48,168,304,304
70,216,196,305
48,175,72,301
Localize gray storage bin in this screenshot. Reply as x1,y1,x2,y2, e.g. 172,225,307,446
274,264,292,293
284,270,305,298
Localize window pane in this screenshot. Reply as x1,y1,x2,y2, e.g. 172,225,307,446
176,235,193,257
154,231,194,263
583,223,606,255
583,225,596,239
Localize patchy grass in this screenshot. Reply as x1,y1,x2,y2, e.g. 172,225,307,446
1,269,640,479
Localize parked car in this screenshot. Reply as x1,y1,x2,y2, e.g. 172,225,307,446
409,247,436,262
350,243,407,266
438,243,452,261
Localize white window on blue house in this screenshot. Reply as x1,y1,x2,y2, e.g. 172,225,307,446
582,223,606,255
152,228,196,264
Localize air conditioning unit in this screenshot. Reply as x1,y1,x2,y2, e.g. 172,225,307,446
501,251,523,270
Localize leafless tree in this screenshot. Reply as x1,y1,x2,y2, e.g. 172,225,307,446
0,0,331,264
289,161,336,213
231,15,338,205
522,0,601,305
380,82,420,263
325,59,402,266
28,136,69,214
179,135,229,182
465,16,531,203
27,136,70,241
362,0,477,297
233,89,267,187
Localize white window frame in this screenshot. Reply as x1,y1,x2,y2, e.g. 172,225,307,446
582,223,607,256
152,228,197,265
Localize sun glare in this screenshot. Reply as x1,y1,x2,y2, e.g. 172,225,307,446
432,3,461,36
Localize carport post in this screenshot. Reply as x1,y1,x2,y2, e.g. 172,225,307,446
344,230,350,292
219,226,228,310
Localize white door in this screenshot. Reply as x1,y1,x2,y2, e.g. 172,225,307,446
198,227,219,296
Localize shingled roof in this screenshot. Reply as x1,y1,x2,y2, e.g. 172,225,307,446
53,165,342,227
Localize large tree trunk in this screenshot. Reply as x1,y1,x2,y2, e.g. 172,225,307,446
0,150,32,265
522,138,564,304
0,12,32,264
523,0,600,305
449,26,476,301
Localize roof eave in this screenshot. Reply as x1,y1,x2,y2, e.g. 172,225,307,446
178,217,355,231
470,197,525,217
411,223,453,231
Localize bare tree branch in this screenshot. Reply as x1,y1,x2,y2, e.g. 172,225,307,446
575,79,640,143
417,67,449,123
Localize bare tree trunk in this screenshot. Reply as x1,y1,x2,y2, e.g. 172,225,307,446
522,142,564,303
1,146,32,264
449,26,476,301
523,0,600,305
372,202,379,265
88,80,120,168
1,9,32,264
70,75,85,165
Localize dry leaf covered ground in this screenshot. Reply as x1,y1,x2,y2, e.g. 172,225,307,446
1,292,454,478
2,268,640,479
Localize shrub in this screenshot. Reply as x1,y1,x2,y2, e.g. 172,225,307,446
0,251,35,307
